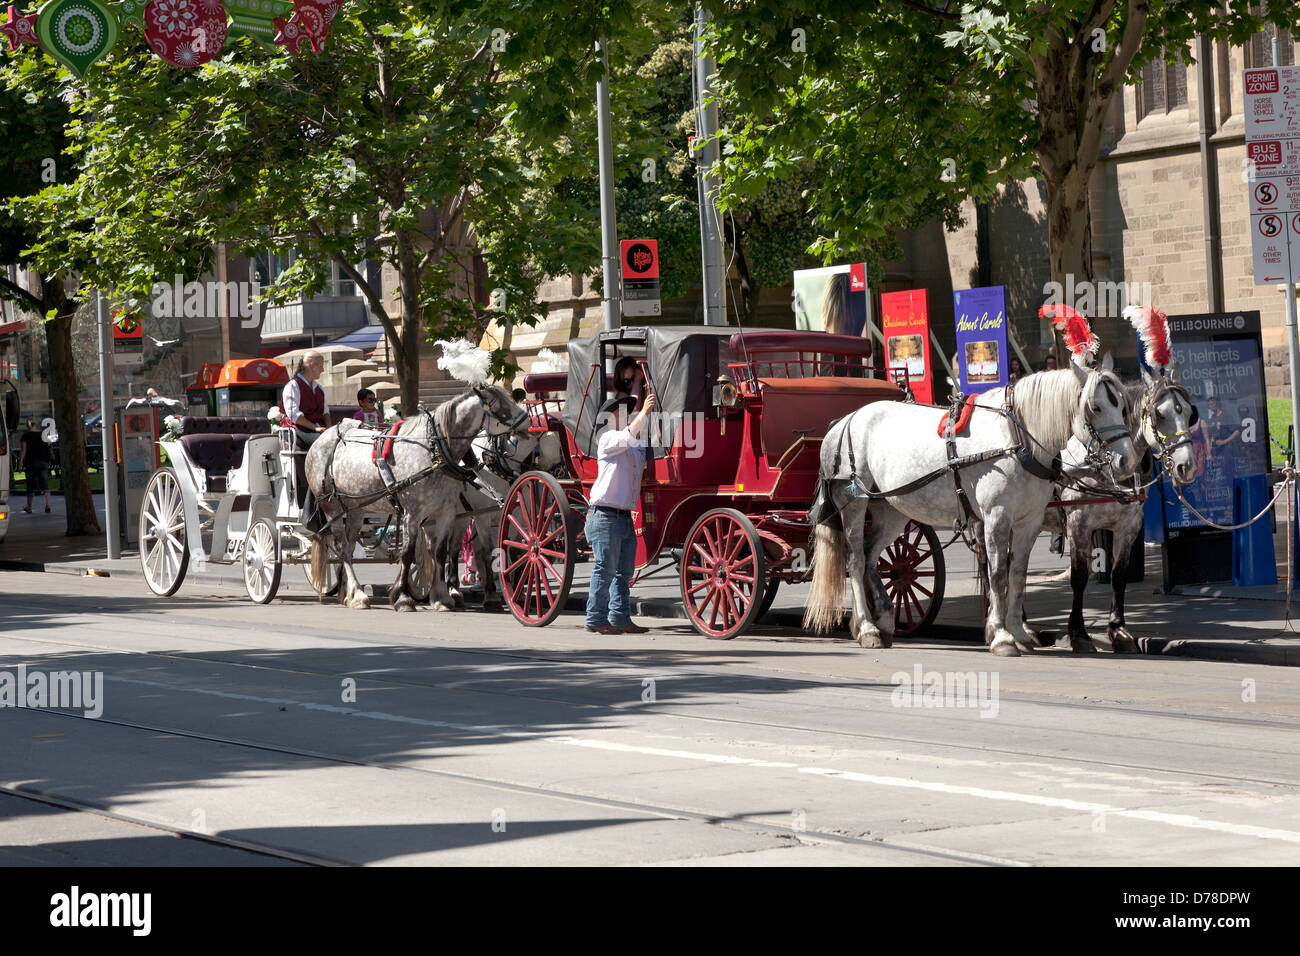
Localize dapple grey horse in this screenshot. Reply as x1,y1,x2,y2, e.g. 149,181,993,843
306,386,530,611
433,428,565,609
805,358,1140,656
1042,367,1199,652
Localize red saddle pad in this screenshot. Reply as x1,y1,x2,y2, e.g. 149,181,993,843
937,396,977,438
373,420,405,462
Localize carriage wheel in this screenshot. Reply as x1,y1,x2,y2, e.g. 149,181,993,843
499,471,575,627
758,578,780,621
877,520,945,637
243,517,282,604
302,538,341,597
140,467,189,597
681,508,766,640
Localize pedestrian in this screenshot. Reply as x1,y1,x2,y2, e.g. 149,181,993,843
1044,353,1059,372
18,418,52,514
282,350,330,508
1008,356,1024,383
584,391,657,635
351,388,381,426
612,356,646,408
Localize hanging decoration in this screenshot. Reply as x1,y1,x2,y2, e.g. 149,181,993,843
35,0,119,78
145,0,228,67
1038,302,1100,367
112,0,143,28
225,0,289,48
4,0,341,70
2,5,40,50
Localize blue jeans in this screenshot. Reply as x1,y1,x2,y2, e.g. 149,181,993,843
585,508,637,627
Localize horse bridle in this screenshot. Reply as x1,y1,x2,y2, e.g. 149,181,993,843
1070,373,1133,474
473,388,536,476
1142,377,1197,477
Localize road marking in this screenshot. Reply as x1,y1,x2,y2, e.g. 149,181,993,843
99,676,1300,845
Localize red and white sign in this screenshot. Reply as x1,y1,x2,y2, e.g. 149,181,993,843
880,289,933,405
1246,66,1300,284
619,239,661,317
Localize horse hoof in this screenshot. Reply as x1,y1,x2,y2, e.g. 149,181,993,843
857,629,885,649
991,642,1021,657
1014,639,1035,653
1108,627,1137,654
433,601,453,612
1071,640,1098,654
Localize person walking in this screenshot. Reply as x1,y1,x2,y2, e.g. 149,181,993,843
18,418,52,514
584,391,657,635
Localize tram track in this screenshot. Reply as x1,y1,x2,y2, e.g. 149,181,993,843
4,616,1300,791
6,707,1017,867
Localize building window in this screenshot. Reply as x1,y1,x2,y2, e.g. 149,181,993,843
1137,54,1188,120
1246,18,1294,68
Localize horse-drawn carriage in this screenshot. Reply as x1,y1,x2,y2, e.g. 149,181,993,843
137,413,430,603
497,326,946,640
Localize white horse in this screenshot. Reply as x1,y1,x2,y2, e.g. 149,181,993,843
1043,367,1199,652
805,357,1140,656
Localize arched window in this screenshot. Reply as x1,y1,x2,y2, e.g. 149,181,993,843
1138,54,1188,120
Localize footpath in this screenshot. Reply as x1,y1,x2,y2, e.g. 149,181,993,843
3,494,1299,666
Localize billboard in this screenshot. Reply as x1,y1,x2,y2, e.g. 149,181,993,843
792,263,870,337
880,289,933,404
953,286,1008,395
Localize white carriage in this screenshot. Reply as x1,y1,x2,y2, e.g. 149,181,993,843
138,413,429,603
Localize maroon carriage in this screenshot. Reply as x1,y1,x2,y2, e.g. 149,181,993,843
498,326,945,640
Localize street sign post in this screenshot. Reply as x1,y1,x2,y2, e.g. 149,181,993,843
620,239,661,317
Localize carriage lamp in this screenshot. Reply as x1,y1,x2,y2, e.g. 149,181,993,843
262,452,279,478
713,373,739,410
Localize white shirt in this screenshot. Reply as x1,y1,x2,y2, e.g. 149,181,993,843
282,374,329,425
587,427,646,512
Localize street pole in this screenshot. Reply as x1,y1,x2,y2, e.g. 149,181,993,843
1274,38,1300,473
694,5,725,326
595,36,620,332
95,270,120,558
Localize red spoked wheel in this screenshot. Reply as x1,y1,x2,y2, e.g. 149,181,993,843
876,520,945,637
499,471,576,627
681,508,767,640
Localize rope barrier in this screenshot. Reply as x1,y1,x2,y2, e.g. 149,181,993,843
1169,468,1294,532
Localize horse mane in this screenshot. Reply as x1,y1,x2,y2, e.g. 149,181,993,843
1003,368,1083,453
432,384,513,439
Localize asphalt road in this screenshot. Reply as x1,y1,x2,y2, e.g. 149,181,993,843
2,569,1299,866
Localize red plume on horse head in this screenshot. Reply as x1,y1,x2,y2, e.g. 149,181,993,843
1121,305,1172,371
1037,302,1100,365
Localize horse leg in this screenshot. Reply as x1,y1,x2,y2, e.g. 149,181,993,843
427,514,458,611
339,513,370,610
443,522,465,608
1062,525,1096,652
477,515,500,608
841,499,881,647
390,511,420,612
864,507,907,646
1004,517,1039,654
981,511,1018,656
1107,519,1140,654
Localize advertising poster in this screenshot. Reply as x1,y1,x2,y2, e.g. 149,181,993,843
880,289,933,404
792,263,870,337
953,286,1008,395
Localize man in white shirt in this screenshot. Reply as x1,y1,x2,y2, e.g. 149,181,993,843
282,350,330,508
585,392,657,635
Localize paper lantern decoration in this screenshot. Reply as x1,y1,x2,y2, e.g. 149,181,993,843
36,0,119,77
274,0,336,56
112,0,143,28
225,0,288,48
2,5,41,50
145,0,228,68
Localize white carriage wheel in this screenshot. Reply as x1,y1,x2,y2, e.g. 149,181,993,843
139,467,189,597
408,539,434,604
243,517,282,604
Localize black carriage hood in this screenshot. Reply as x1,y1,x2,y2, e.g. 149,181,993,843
564,325,784,457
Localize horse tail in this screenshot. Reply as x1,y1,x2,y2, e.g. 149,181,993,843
803,521,846,634
310,532,329,602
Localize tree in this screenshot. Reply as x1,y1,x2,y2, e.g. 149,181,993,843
0,83,100,536
703,0,1300,296
6,1,666,410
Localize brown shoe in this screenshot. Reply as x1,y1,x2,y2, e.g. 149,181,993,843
586,624,623,635
618,622,649,634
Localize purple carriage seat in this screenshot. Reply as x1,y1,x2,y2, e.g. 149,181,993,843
178,416,272,484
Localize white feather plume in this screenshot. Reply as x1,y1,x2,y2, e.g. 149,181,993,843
531,348,562,373
436,339,491,386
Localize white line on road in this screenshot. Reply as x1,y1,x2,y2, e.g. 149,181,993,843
101,676,1300,846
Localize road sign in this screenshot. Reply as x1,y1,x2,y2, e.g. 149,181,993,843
620,239,661,317
112,311,143,368
1245,67,1300,284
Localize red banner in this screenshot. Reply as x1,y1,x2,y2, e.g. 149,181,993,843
880,289,933,404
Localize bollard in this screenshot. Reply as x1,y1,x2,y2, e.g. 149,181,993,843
1232,474,1277,587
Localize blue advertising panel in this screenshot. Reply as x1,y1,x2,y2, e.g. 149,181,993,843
1160,311,1269,530
953,286,1009,395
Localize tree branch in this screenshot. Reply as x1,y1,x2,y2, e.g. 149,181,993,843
0,274,47,315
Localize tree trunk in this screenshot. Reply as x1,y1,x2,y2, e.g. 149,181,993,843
44,298,101,536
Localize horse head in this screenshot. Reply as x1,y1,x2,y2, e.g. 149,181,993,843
1140,365,1198,486
1070,353,1141,480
